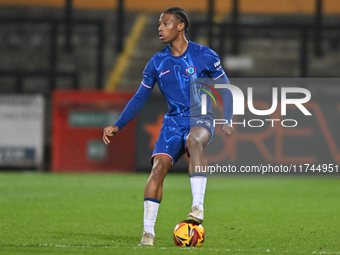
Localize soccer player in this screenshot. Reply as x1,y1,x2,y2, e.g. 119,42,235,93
103,7,234,246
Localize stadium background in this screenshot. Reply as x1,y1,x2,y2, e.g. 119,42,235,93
1,0,339,173
1,1,340,254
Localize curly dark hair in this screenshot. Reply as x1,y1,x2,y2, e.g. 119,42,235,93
162,7,189,33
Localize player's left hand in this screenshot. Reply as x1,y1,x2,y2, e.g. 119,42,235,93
221,124,234,137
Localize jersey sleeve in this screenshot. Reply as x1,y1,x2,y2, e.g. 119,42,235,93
114,84,153,130
204,48,233,125
219,83,233,125
204,48,226,81
141,58,157,89
114,58,157,130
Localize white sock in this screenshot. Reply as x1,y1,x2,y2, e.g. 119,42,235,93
190,174,207,211
143,198,160,236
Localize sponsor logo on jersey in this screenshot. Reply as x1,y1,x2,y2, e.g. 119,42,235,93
196,120,211,128
214,61,222,71
159,70,170,77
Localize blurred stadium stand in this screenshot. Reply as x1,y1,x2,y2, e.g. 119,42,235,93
0,0,339,171
0,6,134,92
114,0,340,91
1,0,339,91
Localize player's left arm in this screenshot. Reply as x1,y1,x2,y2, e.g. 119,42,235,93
215,76,234,137
204,49,234,136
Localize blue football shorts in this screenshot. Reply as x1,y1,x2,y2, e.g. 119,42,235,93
151,117,215,165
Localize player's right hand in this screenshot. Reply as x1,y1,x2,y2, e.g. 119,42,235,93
103,125,119,145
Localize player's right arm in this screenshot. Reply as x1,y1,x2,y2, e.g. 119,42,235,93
102,83,154,144
102,58,157,144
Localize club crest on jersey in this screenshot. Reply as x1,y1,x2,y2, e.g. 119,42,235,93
186,65,196,76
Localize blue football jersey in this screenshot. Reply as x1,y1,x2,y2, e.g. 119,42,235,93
114,41,232,130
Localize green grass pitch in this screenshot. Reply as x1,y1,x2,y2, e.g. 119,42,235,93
0,172,339,254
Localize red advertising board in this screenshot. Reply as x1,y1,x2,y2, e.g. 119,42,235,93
51,90,135,172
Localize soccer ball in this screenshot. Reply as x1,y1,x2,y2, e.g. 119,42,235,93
173,220,205,247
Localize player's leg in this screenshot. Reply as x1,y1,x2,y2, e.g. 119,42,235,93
140,155,171,246
144,154,172,201
186,127,210,224
187,127,210,175
140,123,184,246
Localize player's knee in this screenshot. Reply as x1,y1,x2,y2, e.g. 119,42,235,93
150,160,170,181
186,134,203,151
